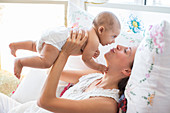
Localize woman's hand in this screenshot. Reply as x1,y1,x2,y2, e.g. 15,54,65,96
62,29,88,56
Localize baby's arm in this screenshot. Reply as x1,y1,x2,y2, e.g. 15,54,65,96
82,42,107,74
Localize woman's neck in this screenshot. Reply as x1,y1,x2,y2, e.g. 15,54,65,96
96,72,120,90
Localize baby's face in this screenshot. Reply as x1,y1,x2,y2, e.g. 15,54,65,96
99,28,120,46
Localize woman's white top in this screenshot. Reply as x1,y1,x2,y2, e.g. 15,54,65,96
62,73,119,101
9,73,119,113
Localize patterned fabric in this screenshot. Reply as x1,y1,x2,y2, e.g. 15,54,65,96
127,14,144,33
0,70,19,96
125,21,170,113
67,2,94,29
118,94,127,113
59,83,73,97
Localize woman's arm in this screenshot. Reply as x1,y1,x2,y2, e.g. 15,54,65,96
60,69,101,84
37,29,87,109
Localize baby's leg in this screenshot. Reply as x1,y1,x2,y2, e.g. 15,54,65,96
14,43,59,78
9,40,37,57
0,93,21,113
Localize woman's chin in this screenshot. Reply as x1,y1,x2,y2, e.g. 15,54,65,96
104,53,109,62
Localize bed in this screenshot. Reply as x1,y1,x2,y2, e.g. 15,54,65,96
0,1,170,113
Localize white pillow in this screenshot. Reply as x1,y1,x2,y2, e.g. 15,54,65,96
11,68,69,103
67,2,94,29
125,20,170,113
11,69,48,103
115,14,145,47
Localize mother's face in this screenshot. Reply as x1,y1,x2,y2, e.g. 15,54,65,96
105,45,137,69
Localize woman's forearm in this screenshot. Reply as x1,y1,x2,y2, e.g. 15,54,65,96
38,29,88,111
38,51,69,104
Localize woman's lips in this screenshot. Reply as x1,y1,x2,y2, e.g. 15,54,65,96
110,48,115,53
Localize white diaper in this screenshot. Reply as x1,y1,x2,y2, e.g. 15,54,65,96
36,26,71,52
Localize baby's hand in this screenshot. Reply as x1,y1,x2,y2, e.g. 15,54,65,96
93,49,100,59
98,64,107,74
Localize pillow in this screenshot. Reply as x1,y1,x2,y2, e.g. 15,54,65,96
115,14,145,47
125,20,170,113
11,69,48,103
0,70,19,96
11,68,69,103
67,2,94,29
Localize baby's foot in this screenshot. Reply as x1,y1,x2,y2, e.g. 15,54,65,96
93,49,100,59
14,59,23,79
9,43,17,57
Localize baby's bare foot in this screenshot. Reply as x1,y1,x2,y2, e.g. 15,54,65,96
9,43,17,57
14,59,23,79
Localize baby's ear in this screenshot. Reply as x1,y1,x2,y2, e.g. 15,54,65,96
98,26,105,35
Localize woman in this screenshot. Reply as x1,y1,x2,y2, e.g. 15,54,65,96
0,30,136,113
37,29,137,113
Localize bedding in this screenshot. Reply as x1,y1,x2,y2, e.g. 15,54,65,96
0,69,19,96
11,68,69,103
125,20,170,113
11,69,48,103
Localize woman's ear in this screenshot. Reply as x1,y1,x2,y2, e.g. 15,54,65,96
98,26,105,35
122,68,131,77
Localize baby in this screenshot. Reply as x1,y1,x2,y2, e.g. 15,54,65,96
9,11,121,78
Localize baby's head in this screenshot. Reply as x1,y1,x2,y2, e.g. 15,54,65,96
93,11,121,46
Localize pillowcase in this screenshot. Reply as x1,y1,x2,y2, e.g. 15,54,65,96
11,69,48,103
115,14,145,47
67,2,94,29
125,20,170,113
0,70,19,96
11,68,69,103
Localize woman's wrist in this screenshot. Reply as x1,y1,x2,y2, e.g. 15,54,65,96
60,51,70,59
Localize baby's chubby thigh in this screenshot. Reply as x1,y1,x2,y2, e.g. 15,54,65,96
39,43,60,68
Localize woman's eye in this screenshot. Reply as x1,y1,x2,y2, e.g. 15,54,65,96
124,49,127,53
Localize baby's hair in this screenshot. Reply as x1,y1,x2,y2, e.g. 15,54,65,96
92,11,121,31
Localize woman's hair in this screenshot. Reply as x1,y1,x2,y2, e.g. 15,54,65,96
118,60,134,97
118,77,129,97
